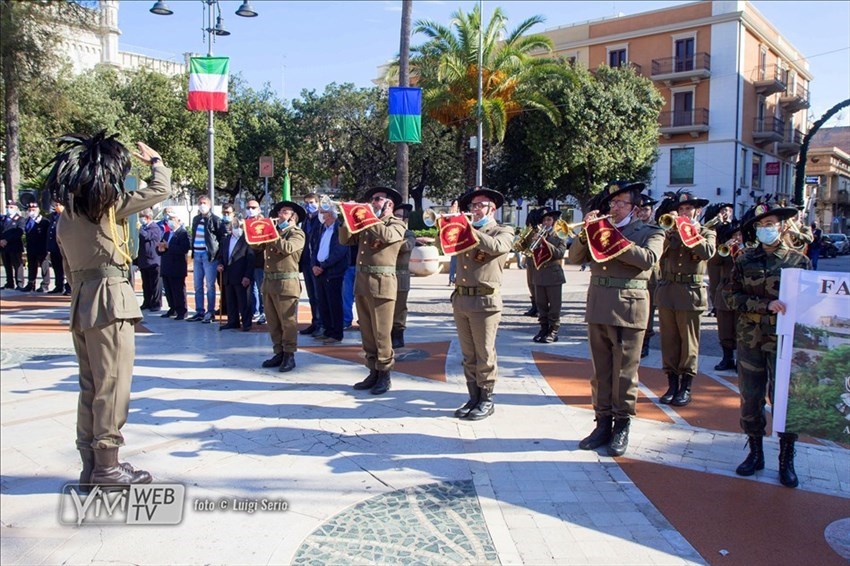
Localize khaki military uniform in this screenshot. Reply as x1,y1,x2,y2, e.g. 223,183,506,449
531,233,567,331
392,229,417,333
451,221,515,390
568,219,665,418
261,226,305,355
340,216,406,371
57,164,172,450
655,225,716,378
723,245,810,436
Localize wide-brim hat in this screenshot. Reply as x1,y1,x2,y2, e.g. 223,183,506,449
638,194,658,207
362,186,403,208
458,187,505,211
601,181,646,204
542,210,561,221
671,190,709,209
271,200,307,222
717,220,741,242
742,202,798,231
395,203,413,214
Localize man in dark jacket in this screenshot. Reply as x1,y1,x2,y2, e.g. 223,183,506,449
23,202,51,292
299,192,323,337
216,216,254,330
1,200,26,290
46,200,71,294
311,207,349,343
188,196,226,322
157,214,190,319
136,208,163,311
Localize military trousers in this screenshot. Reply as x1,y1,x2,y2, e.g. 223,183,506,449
534,284,562,329
658,307,701,377
588,323,644,418
737,323,777,437
392,290,409,332
264,293,298,354
73,320,135,450
644,279,658,343
717,309,737,350
356,294,395,371
707,263,722,310
526,265,536,304
453,306,502,390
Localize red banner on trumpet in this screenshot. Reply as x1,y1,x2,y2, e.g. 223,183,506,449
340,202,381,234
676,216,705,248
439,214,479,256
244,217,279,246
585,217,633,263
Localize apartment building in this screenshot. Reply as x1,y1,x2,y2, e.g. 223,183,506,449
541,0,810,217
806,127,850,233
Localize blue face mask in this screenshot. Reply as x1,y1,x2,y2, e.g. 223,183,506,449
305,203,318,214
472,216,490,228
222,214,231,222
167,220,177,231
756,226,780,245
278,220,290,230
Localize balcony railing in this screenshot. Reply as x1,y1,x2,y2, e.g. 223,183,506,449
651,52,711,83
778,126,803,155
780,82,810,112
754,65,788,96
752,117,784,144
659,108,709,138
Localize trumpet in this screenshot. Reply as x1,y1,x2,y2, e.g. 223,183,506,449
551,218,595,239
319,194,344,211
702,215,723,229
658,213,677,230
717,237,742,257
422,208,474,227
525,225,551,256
512,225,534,253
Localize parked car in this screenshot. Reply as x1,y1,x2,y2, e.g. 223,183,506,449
826,233,850,255
820,238,838,258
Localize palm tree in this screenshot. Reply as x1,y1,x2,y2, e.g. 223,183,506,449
406,5,567,189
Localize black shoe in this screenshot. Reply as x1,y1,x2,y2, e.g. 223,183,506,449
465,386,494,420
311,326,326,338
714,347,736,371
186,312,204,322
579,417,613,450
63,289,71,296
370,370,391,395
2,284,14,290
523,306,538,317
607,418,630,457
454,382,481,419
174,312,186,321
161,310,176,318
778,432,799,488
735,436,765,476
659,374,678,405
391,329,405,349
541,329,559,343
671,375,693,406
262,352,284,368
35,287,45,293
219,323,239,331
640,342,649,358
532,326,548,343
140,304,150,310
16,285,31,292
90,448,152,490
353,370,379,390
278,352,296,373
299,324,317,336
242,325,252,332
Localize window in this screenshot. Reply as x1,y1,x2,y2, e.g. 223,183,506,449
675,37,695,72
672,91,694,126
757,96,766,130
670,148,695,185
609,49,627,68
739,148,748,187
759,47,767,80
752,153,762,190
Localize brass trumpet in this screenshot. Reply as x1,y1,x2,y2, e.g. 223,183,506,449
422,208,474,228
717,237,741,257
702,215,723,229
658,213,676,230
512,225,534,253
525,225,551,256
319,194,344,211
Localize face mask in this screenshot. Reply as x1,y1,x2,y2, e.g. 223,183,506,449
278,220,290,230
756,226,780,245
28,210,38,219
305,203,318,214
8,208,18,216
168,220,177,231
140,219,149,226
198,204,210,215
472,216,490,228
223,214,231,222
245,208,258,218
231,227,243,238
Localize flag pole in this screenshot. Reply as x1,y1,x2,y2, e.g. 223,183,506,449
206,0,216,203
476,0,483,188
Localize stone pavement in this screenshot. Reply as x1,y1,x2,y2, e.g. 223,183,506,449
1,263,848,565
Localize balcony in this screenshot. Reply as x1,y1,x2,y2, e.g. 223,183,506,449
753,65,788,96
752,117,784,145
778,126,803,156
659,108,709,138
780,82,810,113
651,52,711,84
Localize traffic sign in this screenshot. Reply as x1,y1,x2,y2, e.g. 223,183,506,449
805,175,820,184
259,156,274,178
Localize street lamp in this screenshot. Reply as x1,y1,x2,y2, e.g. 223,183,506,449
150,0,259,204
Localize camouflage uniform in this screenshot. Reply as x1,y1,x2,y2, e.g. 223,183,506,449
723,245,810,436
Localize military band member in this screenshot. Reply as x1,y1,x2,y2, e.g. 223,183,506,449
723,202,810,488
568,182,664,456
531,210,567,343
713,221,741,371
636,194,659,358
655,191,717,407
340,187,407,395
392,203,417,349
452,188,515,420
705,202,734,317
522,206,550,317
259,201,306,373
48,133,170,489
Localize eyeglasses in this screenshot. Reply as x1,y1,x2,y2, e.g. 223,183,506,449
609,200,633,208
469,202,492,210
371,196,387,202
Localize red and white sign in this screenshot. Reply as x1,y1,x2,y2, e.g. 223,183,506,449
259,156,274,178
765,162,780,176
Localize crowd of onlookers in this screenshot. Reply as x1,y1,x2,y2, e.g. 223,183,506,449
1,199,71,294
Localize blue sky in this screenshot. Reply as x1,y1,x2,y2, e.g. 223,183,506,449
118,1,850,126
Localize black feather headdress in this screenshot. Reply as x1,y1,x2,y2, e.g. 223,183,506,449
45,131,131,224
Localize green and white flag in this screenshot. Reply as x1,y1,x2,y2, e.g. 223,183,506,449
188,56,229,112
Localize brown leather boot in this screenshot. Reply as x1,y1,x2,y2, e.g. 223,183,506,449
90,448,152,490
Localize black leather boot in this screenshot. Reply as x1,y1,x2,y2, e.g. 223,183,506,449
370,370,392,395
714,347,736,371
353,369,379,390
542,326,559,343
532,325,548,343
465,385,494,420
262,352,284,368
608,418,630,457
523,304,538,317
671,374,693,406
579,417,613,450
735,435,765,476
778,432,799,488
454,382,481,418
391,329,405,349
640,341,649,358
278,352,296,373
659,374,679,404
90,448,152,490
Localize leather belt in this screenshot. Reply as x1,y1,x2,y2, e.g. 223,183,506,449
455,286,496,296
72,266,129,282
265,271,299,280
663,273,702,284
357,265,396,274
591,276,647,290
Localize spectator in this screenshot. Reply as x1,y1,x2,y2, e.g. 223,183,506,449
245,199,266,324
188,195,226,323
221,203,234,233
1,201,26,290
342,245,357,330
807,221,822,270
136,208,163,311
46,200,71,294
157,214,190,320
299,193,323,338
311,206,348,343
23,202,50,292
216,216,254,331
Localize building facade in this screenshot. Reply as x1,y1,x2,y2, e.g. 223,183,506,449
806,127,850,234
541,0,811,218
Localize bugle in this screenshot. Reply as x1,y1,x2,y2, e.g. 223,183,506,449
512,225,534,253
319,194,344,211
658,213,676,230
525,225,551,256
717,238,741,257
422,208,474,227
702,215,723,229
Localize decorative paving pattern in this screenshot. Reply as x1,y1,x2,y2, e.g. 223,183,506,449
0,347,76,369
293,480,500,565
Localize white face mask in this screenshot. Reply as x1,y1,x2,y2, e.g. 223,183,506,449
245,208,258,218
231,227,243,238
198,204,210,215
28,210,38,219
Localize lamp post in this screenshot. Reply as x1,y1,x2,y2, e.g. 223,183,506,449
150,1,259,203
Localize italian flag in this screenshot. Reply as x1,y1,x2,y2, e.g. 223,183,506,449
188,56,229,112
